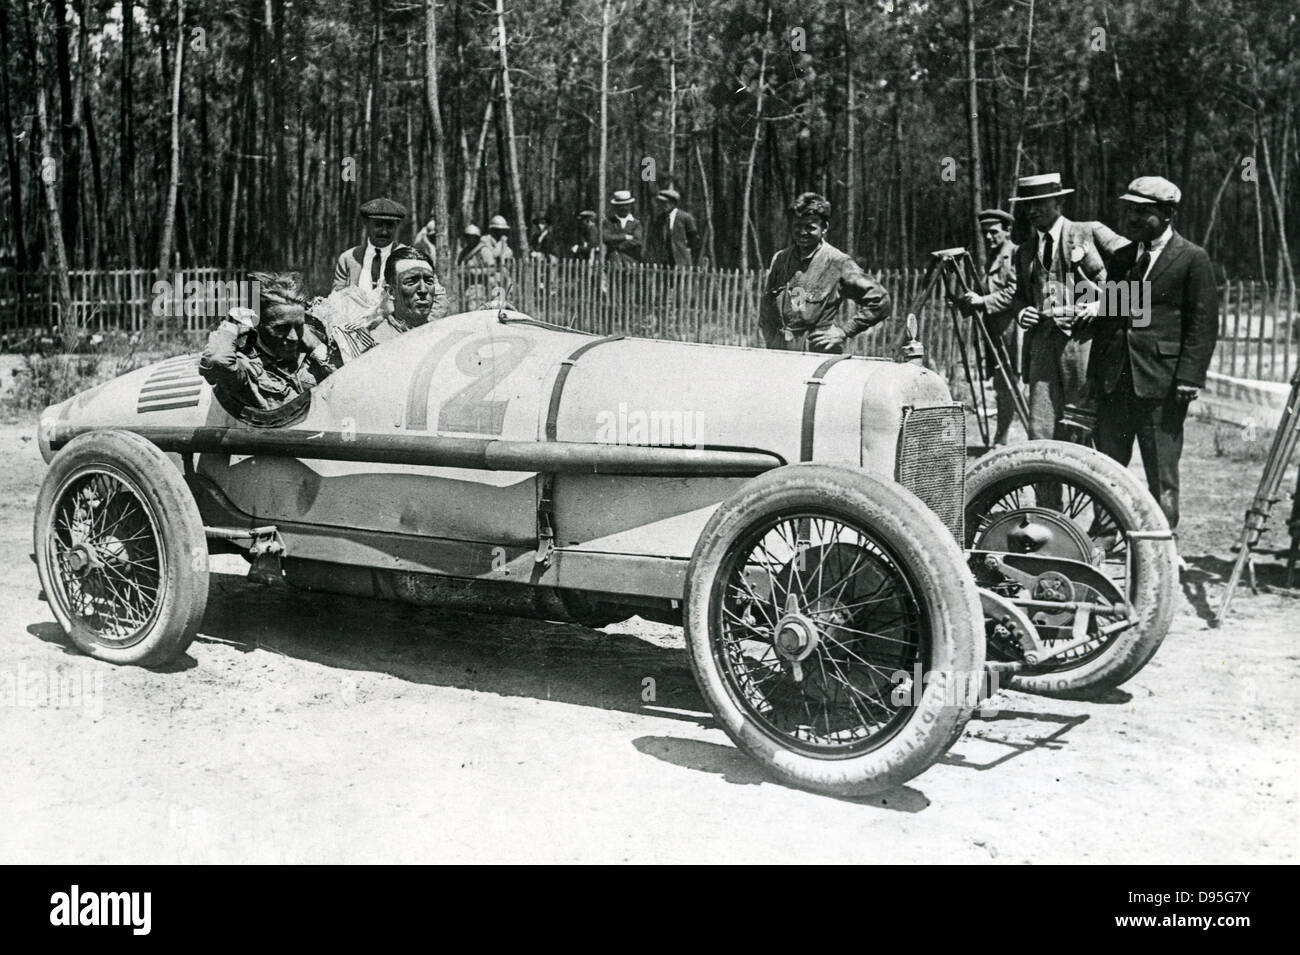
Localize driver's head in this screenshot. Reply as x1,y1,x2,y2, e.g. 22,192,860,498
251,273,307,363
384,248,439,327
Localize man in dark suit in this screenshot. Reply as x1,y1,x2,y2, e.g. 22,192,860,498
1008,173,1130,443
653,188,700,268
332,197,410,293
604,189,644,263
1089,176,1219,530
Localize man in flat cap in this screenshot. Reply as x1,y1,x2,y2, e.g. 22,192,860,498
1007,173,1128,443
1089,176,1219,531
960,208,1022,446
652,187,701,268
332,197,410,293
760,192,890,355
604,189,644,264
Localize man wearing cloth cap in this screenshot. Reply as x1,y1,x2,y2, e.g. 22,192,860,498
1008,173,1128,442
332,197,411,293
760,192,890,355
1089,176,1218,530
653,188,701,267
960,208,1021,445
604,189,644,263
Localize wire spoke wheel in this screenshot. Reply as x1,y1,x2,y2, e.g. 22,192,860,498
685,465,983,796
715,513,927,755
35,430,209,667
44,468,166,649
964,441,1176,698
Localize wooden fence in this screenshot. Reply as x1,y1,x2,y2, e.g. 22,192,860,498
2,261,1296,382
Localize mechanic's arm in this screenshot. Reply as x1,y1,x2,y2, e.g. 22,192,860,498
980,267,1017,315
836,268,891,337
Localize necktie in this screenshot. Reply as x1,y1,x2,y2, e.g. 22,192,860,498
370,249,383,285
1129,247,1151,319
1040,233,1053,272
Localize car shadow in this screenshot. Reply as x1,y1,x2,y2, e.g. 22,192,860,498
631,736,932,811
197,571,712,726
941,705,1091,772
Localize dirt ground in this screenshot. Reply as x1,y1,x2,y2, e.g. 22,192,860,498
1,414,1296,864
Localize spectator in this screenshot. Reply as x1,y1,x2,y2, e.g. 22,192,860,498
759,192,890,355
652,188,701,268
571,211,599,261
332,197,410,293
604,190,644,264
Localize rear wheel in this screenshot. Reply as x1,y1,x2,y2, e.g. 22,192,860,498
34,430,209,667
684,464,983,796
965,440,1176,697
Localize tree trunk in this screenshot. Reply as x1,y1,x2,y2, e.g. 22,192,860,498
668,32,677,177
964,0,986,270
1259,112,1296,293
22,0,75,345
739,7,772,272
842,3,855,256
495,0,529,253
424,0,453,266
119,0,136,268
1251,117,1269,283
52,0,81,261
597,0,611,264
459,77,495,226
0,1,27,269
156,0,185,281
1201,158,1235,248
1010,0,1033,191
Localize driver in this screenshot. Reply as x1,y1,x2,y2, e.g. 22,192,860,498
199,272,335,411
327,248,446,363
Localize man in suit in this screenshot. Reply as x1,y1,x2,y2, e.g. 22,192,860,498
604,189,644,263
1090,176,1219,530
653,188,700,268
759,192,890,355
530,214,561,261
961,208,1021,446
571,211,599,261
1008,173,1129,442
332,197,411,293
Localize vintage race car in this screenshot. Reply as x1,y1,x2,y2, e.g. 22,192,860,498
33,307,1176,795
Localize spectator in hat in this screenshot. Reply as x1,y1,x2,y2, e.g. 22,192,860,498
1089,176,1219,531
571,211,599,261
457,224,493,269
960,208,1022,446
483,214,514,267
652,187,700,268
759,192,890,355
530,214,561,261
332,197,410,293
1007,172,1128,443
604,189,644,264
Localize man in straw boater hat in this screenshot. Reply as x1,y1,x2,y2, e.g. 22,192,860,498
604,189,644,263
1007,172,1128,443
1088,176,1219,532
332,197,411,293
960,207,1021,446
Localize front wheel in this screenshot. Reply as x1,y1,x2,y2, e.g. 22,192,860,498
684,464,984,797
34,430,209,667
965,440,1176,697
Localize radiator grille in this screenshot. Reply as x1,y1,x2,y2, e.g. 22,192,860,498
894,404,965,541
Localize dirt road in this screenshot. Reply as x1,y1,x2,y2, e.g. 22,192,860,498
1,418,1295,863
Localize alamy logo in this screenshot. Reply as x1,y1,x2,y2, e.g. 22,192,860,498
49,885,151,935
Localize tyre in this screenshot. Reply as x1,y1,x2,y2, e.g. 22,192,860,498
34,429,209,667
965,440,1176,698
684,464,984,797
